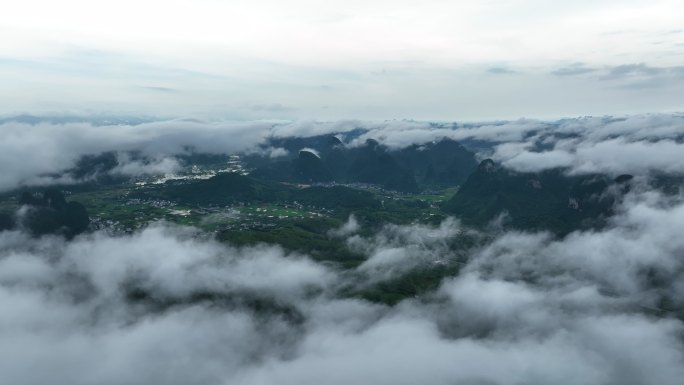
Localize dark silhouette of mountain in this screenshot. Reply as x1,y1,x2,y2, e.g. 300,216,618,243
444,159,626,234
247,134,478,193
250,150,335,184
650,173,684,195
18,189,89,238
345,139,419,192
393,138,478,186
293,150,332,183
68,151,179,185
322,143,354,180
249,160,292,181
266,134,349,158
614,174,634,184
67,152,129,185
249,135,346,182
70,152,119,179
0,213,13,231
328,135,344,147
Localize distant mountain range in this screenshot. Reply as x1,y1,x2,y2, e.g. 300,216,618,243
248,135,478,192
444,159,634,234
4,131,683,238
1,190,90,238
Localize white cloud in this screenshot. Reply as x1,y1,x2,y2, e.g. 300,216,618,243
494,114,684,175
348,218,465,282
299,147,321,159
0,119,274,191
2,189,684,384
328,214,360,238
1,112,683,191
267,147,289,158
110,154,181,177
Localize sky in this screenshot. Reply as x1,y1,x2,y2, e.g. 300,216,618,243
2,0,684,120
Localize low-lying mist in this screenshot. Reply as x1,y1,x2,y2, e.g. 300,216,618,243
2,113,683,191
2,187,684,385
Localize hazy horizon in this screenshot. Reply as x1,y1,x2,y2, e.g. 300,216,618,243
2,0,684,120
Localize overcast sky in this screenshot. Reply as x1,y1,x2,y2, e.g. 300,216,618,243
2,0,683,120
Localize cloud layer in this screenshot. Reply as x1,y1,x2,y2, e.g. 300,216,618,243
2,187,684,384
491,114,684,175
1,112,683,191
0,118,275,190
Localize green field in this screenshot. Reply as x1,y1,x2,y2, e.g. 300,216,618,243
0,178,474,305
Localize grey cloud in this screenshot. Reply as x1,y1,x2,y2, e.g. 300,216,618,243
598,63,684,89
500,148,575,172
551,63,598,76
249,103,295,113
327,214,360,238
346,119,547,149
0,118,544,190
605,63,667,78
110,156,181,176
0,117,378,191
0,225,334,385
468,191,684,300
554,114,684,141
494,114,684,175
0,119,275,191
139,86,180,93
486,67,518,75
550,62,684,90
570,138,684,174
266,147,290,158
348,218,466,282
269,119,364,138
551,63,684,79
